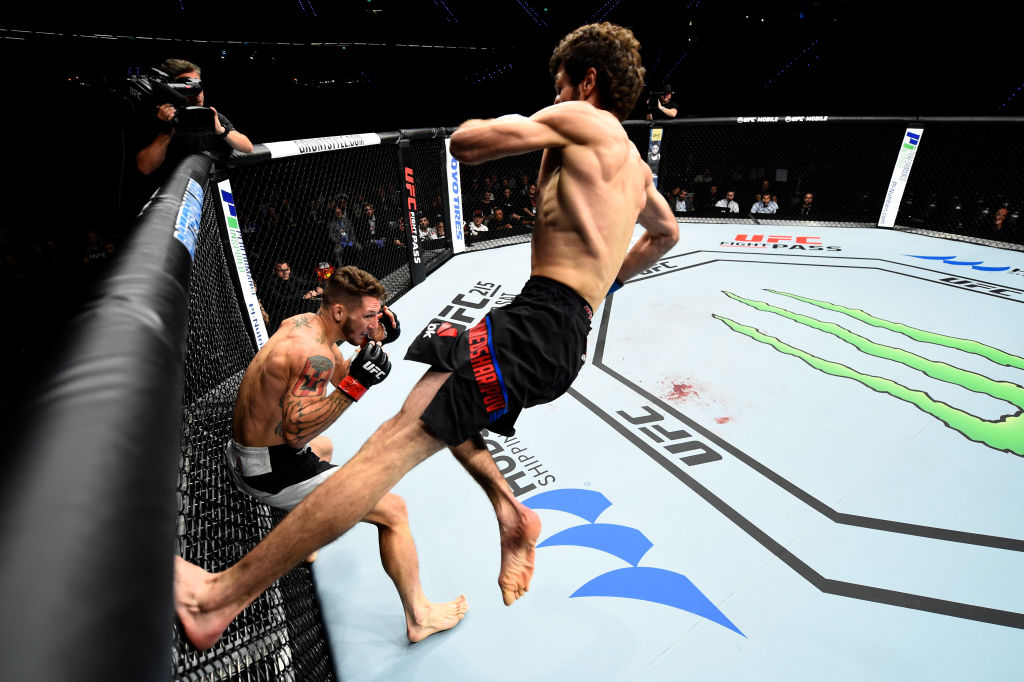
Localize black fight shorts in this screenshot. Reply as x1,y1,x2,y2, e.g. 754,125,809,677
225,439,337,511
405,275,593,446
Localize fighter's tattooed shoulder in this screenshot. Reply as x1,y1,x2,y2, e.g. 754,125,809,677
291,355,334,397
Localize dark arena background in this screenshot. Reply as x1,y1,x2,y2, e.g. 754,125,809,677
1,2,1022,680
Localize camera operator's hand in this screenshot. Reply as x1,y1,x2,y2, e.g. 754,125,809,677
156,103,176,125
210,106,226,136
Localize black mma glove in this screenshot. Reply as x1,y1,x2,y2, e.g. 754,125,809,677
337,342,392,401
607,278,624,296
379,305,401,344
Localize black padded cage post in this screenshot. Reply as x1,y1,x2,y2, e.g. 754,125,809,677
396,136,427,288
400,127,457,277
0,154,211,682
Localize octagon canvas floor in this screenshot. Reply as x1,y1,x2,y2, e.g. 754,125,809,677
311,224,1024,681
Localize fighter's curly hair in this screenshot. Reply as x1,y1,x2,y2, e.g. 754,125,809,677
322,265,387,307
548,22,645,121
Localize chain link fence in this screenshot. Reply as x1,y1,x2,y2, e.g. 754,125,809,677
174,185,334,681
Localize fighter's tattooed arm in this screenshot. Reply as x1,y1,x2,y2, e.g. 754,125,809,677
281,354,357,448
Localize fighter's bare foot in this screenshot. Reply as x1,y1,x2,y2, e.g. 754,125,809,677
406,594,469,643
497,506,542,605
174,556,240,651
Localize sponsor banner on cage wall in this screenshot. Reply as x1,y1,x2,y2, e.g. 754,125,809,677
218,179,270,348
648,127,663,188
445,137,467,254
262,133,382,159
877,127,924,228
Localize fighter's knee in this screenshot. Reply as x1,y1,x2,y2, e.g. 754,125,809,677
376,492,409,524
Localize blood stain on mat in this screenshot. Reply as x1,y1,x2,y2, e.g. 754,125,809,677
665,382,700,402
715,417,731,424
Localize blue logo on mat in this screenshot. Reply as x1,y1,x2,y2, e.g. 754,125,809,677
524,488,743,636
905,254,1011,272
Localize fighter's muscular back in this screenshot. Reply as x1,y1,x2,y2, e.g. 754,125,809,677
450,98,677,311
232,313,347,449
530,102,649,308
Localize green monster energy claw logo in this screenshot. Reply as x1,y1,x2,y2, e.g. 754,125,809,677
713,290,1024,456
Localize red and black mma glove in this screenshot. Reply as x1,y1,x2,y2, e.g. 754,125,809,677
379,305,400,344
337,342,392,401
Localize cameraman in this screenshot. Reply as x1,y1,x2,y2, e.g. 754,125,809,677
136,58,253,176
645,84,678,121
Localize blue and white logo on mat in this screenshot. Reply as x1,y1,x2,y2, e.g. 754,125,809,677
905,254,1011,272
524,488,743,636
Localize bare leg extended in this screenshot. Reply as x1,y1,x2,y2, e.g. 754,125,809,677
304,435,335,563
365,493,467,642
450,434,542,606
175,371,451,651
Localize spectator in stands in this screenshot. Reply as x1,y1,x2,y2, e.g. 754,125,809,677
715,190,740,214
984,206,1019,241
135,58,253,179
327,206,361,267
521,184,538,228
703,184,721,213
518,173,532,197
497,187,518,221
263,259,322,329
385,216,408,251
278,197,299,232
467,210,489,238
751,193,778,215
488,208,514,233
478,190,496,218
355,203,383,245
797,192,815,218
693,167,713,185
669,187,693,216
418,215,439,241
645,84,678,121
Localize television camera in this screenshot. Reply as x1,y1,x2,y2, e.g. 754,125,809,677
127,68,217,135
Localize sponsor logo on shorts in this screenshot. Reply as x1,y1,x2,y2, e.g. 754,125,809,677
468,318,509,420
421,319,465,339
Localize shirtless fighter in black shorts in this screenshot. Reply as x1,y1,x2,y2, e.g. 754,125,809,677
223,265,466,643
175,22,679,650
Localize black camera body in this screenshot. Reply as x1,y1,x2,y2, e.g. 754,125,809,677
127,68,216,135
